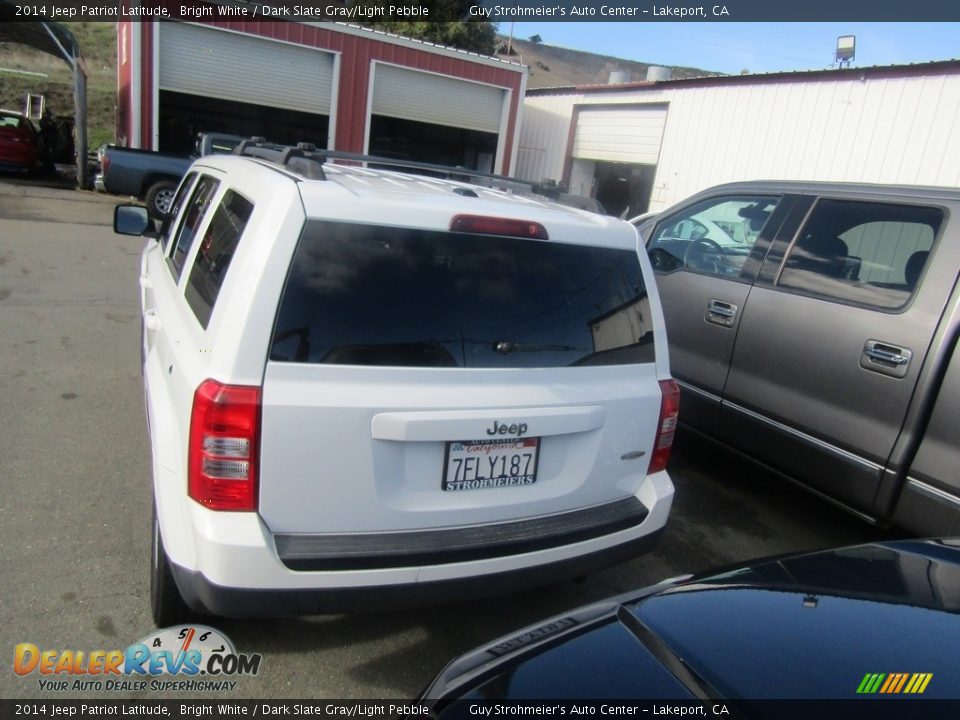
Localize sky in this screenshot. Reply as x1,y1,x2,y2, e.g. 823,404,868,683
503,22,960,75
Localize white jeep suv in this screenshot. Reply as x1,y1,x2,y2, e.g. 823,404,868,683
114,144,678,625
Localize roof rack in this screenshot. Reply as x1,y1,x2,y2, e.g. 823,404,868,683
229,138,601,210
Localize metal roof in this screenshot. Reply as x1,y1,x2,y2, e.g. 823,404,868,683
0,0,87,187
0,3,80,65
528,58,960,95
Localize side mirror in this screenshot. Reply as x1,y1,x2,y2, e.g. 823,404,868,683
114,204,153,237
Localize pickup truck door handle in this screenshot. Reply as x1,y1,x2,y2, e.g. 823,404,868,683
139,274,152,289
864,347,909,365
143,309,162,331
704,299,738,327
861,340,912,378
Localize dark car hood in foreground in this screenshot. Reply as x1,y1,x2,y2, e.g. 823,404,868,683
422,540,960,704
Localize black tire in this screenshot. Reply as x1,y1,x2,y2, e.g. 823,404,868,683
150,501,193,627
144,180,178,221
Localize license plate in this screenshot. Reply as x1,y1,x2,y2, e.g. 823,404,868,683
442,438,541,492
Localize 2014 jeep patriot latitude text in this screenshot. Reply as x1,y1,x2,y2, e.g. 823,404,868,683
116,145,678,625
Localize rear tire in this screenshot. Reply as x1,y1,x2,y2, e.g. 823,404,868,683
144,180,177,221
150,501,193,627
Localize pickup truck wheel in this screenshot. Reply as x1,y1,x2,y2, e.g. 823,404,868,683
150,501,193,627
145,181,177,220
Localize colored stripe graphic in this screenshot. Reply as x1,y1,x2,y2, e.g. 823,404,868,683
857,672,932,694
858,673,886,694
906,673,933,694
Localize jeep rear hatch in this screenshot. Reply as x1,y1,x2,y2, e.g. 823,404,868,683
257,220,667,542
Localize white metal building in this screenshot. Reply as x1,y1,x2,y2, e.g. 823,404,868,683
518,62,960,216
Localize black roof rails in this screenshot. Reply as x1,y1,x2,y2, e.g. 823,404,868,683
317,149,540,195
231,138,539,191
233,137,267,156
233,138,327,179
228,138,604,212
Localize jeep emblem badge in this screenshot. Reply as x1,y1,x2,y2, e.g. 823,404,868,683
486,421,528,437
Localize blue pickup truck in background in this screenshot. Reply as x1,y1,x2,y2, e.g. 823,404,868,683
96,133,243,218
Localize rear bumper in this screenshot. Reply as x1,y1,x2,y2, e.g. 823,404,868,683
165,471,674,617
274,495,650,571
0,159,33,173
172,527,665,617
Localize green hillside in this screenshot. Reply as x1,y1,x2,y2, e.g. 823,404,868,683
0,22,117,148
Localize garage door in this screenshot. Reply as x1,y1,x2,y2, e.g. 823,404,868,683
371,63,505,134
158,23,334,115
573,105,668,164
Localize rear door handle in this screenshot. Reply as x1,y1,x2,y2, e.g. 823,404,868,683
860,340,912,378
705,299,738,327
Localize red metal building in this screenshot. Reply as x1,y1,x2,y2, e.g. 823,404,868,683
117,17,526,174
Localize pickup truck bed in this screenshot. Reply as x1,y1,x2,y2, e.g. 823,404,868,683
99,133,244,218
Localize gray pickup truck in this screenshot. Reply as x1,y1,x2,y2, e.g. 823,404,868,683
98,133,243,218
637,180,960,536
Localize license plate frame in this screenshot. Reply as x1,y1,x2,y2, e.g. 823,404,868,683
442,437,541,492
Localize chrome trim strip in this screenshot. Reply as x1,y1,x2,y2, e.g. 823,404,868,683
676,380,722,404
723,400,884,473
906,478,960,510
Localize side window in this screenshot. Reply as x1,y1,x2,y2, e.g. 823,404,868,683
778,199,942,310
158,172,197,253
167,176,221,282
184,190,254,329
648,195,780,278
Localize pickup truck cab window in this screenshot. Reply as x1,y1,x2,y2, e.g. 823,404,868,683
777,199,942,310
648,195,780,279
168,175,220,282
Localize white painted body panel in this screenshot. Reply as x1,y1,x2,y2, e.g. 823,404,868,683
142,154,674,595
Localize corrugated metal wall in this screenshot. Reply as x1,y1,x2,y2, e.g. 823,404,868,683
129,16,526,173
520,70,960,211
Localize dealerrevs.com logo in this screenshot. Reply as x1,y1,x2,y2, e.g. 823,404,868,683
13,626,262,692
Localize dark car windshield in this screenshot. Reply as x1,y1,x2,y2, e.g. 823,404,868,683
270,220,654,368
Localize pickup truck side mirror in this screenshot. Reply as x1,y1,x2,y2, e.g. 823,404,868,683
114,204,158,239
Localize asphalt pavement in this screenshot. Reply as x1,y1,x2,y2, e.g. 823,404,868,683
0,179,892,701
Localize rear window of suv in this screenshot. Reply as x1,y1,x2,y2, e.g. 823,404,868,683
270,221,654,368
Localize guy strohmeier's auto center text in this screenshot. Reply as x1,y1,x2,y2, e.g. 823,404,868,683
469,4,730,18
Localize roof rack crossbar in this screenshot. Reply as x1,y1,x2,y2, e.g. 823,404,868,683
317,150,539,192
227,139,594,207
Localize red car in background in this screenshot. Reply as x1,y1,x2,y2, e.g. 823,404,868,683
0,109,41,174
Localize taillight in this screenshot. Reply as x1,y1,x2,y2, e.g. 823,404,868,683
188,380,260,511
100,152,110,174
648,379,680,474
450,214,549,240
